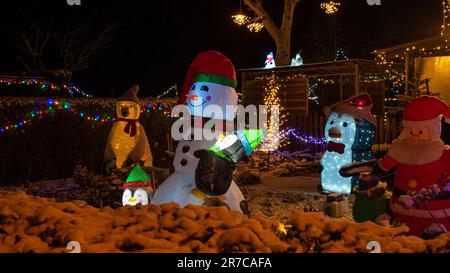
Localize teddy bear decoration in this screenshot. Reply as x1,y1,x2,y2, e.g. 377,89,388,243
104,85,153,174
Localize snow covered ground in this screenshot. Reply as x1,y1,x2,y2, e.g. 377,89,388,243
0,189,449,253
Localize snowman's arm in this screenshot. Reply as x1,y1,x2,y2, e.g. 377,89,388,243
211,130,263,164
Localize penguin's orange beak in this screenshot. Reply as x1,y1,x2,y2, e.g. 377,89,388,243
185,94,198,101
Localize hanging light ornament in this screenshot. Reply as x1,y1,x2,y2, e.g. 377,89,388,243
247,21,264,33
320,1,341,15
231,0,250,26
232,14,250,26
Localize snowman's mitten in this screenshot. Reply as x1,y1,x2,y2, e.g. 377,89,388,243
221,139,247,164
194,149,235,196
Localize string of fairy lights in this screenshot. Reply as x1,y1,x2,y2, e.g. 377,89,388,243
0,97,174,134
258,74,288,151
0,81,178,135
0,78,93,98
442,0,450,35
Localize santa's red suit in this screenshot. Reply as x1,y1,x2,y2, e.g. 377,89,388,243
379,96,450,237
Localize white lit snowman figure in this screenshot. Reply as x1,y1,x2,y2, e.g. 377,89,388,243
264,52,276,68
152,51,252,212
320,93,376,194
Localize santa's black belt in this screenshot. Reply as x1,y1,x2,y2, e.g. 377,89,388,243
392,187,407,197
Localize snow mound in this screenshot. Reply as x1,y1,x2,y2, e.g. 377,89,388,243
0,190,449,253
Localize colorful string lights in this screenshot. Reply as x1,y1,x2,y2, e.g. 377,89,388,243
0,78,93,98
0,97,174,134
282,128,326,145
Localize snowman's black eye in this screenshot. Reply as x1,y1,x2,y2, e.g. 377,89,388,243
419,130,423,134
201,85,209,92
191,85,196,90
330,121,334,125
410,131,413,135
343,122,348,127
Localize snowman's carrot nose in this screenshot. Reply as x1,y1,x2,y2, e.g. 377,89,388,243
185,94,198,100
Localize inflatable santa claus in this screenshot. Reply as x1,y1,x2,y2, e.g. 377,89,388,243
377,96,450,237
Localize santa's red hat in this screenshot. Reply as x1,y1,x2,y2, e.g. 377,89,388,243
179,51,237,104
403,96,450,123
401,96,450,140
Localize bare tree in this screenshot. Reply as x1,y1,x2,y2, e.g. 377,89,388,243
15,21,117,83
15,22,51,73
55,23,117,78
243,0,300,65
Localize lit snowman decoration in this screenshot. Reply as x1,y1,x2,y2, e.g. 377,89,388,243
264,52,276,68
122,165,153,206
320,93,376,194
152,51,262,212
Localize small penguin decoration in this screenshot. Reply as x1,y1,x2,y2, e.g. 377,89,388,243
122,165,153,206
104,85,153,174
320,93,376,194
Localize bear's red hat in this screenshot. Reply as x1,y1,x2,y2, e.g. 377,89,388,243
179,51,237,104
118,85,140,104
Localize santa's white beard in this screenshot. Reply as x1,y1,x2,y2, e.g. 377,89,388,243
388,139,445,165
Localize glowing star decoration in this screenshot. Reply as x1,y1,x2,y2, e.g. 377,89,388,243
320,1,341,15
104,85,153,174
290,53,303,66
122,165,153,206
320,93,376,194
264,52,276,69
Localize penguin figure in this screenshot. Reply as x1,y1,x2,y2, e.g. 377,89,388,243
320,93,376,194
122,165,153,206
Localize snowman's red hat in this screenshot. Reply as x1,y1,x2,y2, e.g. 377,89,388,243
401,96,450,140
179,51,237,104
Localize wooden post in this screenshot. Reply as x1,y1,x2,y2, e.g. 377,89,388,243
354,63,360,94
405,53,410,95
305,77,310,116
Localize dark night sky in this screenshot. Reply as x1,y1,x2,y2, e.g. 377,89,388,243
0,0,443,97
